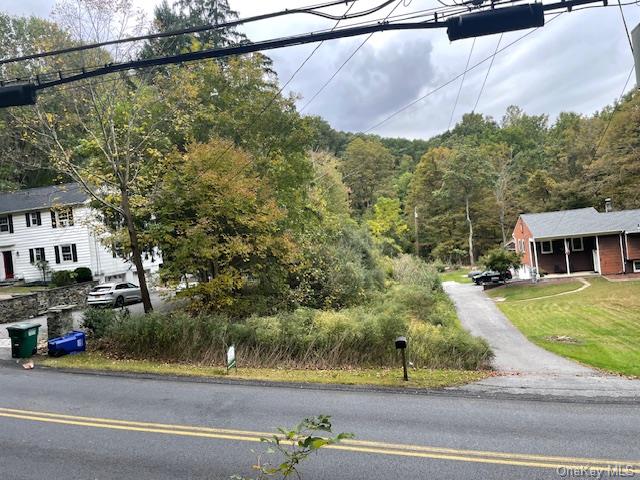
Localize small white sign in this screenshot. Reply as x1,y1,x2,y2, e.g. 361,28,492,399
226,345,236,370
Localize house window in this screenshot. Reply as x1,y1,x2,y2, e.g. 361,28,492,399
0,216,9,233
634,260,640,273
29,248,46,263
57,208,74,227
571,237,584,252
26,211,42,227
541,241,553,254
61,245,73,262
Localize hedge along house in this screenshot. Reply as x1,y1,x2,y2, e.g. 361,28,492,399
0,183,161,284
512,204,640,279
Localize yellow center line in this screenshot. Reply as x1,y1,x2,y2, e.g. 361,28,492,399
0,407,638,473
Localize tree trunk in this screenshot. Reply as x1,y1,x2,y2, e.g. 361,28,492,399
499,207,507,246
465,195,475,266
121,189,153,313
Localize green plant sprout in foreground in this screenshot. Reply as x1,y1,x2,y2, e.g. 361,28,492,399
233,415,354,479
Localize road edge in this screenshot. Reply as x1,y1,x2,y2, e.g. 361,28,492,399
4,360,638,405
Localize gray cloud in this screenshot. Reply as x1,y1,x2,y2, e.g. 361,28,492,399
3,0,640,140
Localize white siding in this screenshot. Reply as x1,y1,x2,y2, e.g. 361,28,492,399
0,205,161,284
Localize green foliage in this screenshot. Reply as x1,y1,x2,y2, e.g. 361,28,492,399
81,308,118,338
340,137,394,216
480,248,522,272
74,267,93,283
431,259,446,273
390,255,441,291
51,270,75,287
233,415,353,480
100,260,491,370
366,197,409,256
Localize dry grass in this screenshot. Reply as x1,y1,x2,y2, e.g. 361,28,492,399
39,352,489,389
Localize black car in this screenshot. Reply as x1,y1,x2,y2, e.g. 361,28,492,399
472,270,512,285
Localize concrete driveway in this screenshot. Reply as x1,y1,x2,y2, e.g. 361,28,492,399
443,282,640,399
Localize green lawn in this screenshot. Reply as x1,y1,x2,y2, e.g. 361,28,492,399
487,281,583,301
439,268,473,284
489,278,640,377
39,352,488,389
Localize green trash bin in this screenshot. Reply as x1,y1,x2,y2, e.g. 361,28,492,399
6,322,41,359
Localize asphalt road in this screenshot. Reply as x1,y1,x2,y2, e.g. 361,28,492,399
1,366,639,479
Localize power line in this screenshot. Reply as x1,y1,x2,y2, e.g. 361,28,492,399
207,1,360,182
0,0,391,67
448,37,476,130
593,65,635,157
472,33,503,113
616,0,634,55
364,12,564,133
300,0,405,112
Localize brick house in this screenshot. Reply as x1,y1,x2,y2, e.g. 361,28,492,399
512,206,640,279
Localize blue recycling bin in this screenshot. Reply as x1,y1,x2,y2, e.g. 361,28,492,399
47,331,86,357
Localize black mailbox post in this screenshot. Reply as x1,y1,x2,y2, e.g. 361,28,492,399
395,336,408,381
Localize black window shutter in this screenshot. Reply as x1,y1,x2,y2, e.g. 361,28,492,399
51,211,57,228
71,244,78,262
54,246,60,264
36,212,42,225
8,214,13,233
29,249,34,263
25,213,31,227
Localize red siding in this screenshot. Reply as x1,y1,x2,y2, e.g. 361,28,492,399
598,235,624,275
627,233,640,260
512,217,533,266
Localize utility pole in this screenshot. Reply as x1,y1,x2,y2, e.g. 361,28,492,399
414,206,419,257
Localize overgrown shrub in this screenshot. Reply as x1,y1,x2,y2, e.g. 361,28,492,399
74,267,93,283
100,285,491,370
430,259,446,273
81,308,118,338
51,270,75,287
391,254,441,291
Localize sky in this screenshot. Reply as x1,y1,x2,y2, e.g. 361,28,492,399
3,0,640,140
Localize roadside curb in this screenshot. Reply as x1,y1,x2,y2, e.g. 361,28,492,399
4,359,638,405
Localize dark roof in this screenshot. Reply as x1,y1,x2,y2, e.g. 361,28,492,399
521,207,640,238
0,183,88,215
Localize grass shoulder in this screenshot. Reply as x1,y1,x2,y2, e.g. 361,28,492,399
39,352,489,389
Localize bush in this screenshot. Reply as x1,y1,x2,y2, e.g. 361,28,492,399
74,267,93,283
51,270,75,287
480,247,522,272
81,308,118,338
430,259,446,273
390,254,441,291
100,286,492,370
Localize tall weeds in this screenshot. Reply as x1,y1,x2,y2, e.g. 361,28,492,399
95,256,492,370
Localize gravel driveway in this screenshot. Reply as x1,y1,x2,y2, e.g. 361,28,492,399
443,282,640,400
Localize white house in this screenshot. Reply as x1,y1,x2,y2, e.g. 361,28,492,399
0,183,161,284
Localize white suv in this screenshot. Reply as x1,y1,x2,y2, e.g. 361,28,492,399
87,282,142,308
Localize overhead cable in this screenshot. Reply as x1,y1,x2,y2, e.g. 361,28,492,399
448,37,476,129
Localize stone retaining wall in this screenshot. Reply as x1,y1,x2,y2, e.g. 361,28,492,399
0,282,97,324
